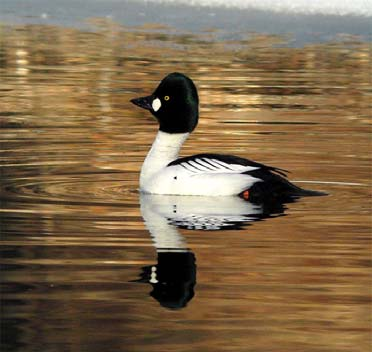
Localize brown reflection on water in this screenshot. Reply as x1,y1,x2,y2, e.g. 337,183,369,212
1,22,371,352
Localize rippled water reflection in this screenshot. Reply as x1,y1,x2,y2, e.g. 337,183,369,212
1,23,371,352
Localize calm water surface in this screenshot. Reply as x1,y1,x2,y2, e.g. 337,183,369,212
1,23,371,352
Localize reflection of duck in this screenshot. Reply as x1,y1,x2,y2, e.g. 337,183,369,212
136,193,288,309
136,251,196,310
136,193,197,309
141,193,287,231
131,72,327,199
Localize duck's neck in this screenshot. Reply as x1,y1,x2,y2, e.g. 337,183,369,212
140,130,189,188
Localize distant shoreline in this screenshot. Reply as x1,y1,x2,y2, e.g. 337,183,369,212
0,0,371,46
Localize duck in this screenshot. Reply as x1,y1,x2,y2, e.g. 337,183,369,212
131,72,326,201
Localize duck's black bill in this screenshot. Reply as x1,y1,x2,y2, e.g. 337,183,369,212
130,95,154,111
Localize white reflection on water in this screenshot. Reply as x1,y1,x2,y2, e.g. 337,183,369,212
141,193,277,234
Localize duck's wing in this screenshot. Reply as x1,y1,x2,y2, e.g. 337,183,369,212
166,154,324,199
167,153,288,177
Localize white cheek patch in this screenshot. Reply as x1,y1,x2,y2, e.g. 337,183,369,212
152,98,161,112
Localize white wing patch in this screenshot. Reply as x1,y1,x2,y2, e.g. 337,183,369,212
178,157,258,175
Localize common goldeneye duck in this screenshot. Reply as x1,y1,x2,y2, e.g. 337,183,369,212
131,72,326,200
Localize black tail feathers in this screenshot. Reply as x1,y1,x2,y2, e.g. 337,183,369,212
290,187,328,197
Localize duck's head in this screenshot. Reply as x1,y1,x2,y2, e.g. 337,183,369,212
131,72,199,133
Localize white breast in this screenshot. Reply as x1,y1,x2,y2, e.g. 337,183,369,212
140,130,262,196
140,131,189,189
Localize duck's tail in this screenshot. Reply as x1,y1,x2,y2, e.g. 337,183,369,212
240,177,328,203
286,182,328,197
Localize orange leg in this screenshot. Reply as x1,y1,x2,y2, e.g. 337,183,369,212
242,190,250,200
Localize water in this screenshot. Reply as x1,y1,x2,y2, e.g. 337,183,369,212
1,21,371,352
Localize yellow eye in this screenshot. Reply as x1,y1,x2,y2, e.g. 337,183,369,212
164,95,170,101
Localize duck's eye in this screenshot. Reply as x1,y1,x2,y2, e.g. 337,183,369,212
164,95,170,101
